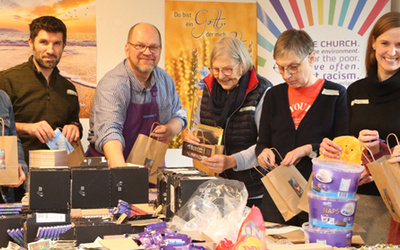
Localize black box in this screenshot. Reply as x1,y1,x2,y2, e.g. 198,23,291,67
71,168,110,208
29,168,70,211
171,175,219,215
110,167,149,206
72,221,132,245
0,215,26,247
156,167,204,218
25,212,71,245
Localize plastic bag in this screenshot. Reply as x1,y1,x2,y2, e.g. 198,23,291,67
170,179,250,243
232,205,267,249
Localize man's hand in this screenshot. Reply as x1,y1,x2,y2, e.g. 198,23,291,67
19,120,55,143
150,125,171,143
62,124,80,143
4,164,26,188
103,140,126,168
150,119,183,143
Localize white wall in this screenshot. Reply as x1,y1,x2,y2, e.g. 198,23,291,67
393,1,400,12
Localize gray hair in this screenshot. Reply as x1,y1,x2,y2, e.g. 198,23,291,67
273,29,314,59
210,36,253,73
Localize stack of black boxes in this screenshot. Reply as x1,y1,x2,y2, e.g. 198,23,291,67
25,157,149,245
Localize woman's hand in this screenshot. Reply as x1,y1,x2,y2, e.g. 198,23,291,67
281,144,312,166
185,131,200,145
388,145,400,164
319,138,342,159
201,154,236,174
358,168,373,186
257,148,277,170
358,129,381,155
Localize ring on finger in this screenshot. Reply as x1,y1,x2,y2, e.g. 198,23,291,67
213,163,216,167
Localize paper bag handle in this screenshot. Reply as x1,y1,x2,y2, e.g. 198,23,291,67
363,146,375,163
148,122,164,142
270,147,283,161
386,133,400,156
253,165,268,176
150,122,161,134
256,147,283,172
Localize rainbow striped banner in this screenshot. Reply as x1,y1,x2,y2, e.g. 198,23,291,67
257,0,390,83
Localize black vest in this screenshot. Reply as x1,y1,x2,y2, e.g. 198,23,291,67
200,74,271,155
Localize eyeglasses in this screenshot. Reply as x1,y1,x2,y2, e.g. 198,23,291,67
209,63,240,76
273,54,309,75
127,42,161,54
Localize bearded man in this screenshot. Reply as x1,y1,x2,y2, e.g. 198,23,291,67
87,23,186,168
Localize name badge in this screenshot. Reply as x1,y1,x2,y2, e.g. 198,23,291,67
321,89,339,96
239,106,256,112
67,89,78,96
351,99,369,106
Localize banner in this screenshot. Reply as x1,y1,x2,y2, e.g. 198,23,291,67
165,0,257,133
257,0,391,86
0,1,97,118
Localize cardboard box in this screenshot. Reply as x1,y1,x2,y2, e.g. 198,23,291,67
110,166,148,206
179,230,216,249
29,168,70,211
98,237,140,249
269,243,332,250
71,168,110,208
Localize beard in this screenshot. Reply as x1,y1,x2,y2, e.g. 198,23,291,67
34,55,60,69
32,44,61,69
127,53,158,74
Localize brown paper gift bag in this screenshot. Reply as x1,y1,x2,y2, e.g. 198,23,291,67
67,140,85,167
384,133,400,187
258,164,307,221
0,117,18,185
367,155,400,222
127,133,168,184
297,172,314,213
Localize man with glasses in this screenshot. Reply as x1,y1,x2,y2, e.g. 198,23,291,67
87,23,187,168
